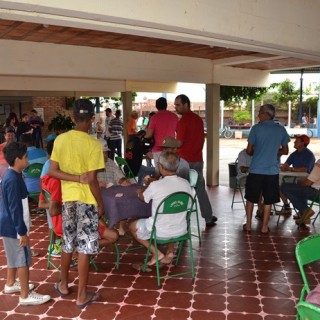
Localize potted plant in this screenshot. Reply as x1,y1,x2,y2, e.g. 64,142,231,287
48,112,74,134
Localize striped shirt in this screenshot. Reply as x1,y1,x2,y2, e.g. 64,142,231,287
110,117,123,141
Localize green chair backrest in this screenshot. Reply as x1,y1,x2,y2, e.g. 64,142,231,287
295,234,320,293
115,156,136,181
156,192,193,215
25,163,43,178
297,301,320,319
42,188,51,201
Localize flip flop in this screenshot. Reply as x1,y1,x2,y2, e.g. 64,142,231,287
161,252,175,265
148,253,164,266
54,282,69,297
76,292,100,309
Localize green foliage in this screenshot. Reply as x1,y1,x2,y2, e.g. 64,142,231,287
233,110,251,124
271,79,299,107
220,86,269,104
48,112,74,133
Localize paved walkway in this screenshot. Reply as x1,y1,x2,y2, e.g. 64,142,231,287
217,137,320,187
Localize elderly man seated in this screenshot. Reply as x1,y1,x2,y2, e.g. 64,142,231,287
97,139,130,188
129,151,192,266
279,134,315,213
281,159,320,225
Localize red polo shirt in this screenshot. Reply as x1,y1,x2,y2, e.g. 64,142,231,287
176,110,204,162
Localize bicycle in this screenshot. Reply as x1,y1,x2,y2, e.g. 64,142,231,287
219,125,233,139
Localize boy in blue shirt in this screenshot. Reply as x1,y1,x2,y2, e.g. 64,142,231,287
0,142,51,306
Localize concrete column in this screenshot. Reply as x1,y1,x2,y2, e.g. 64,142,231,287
121,91,133,149
206,83,220,186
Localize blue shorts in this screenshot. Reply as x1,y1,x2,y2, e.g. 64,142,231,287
62,201,99,255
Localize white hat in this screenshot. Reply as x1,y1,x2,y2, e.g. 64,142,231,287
99,139,110,152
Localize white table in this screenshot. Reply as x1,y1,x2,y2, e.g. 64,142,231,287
279,171,308,185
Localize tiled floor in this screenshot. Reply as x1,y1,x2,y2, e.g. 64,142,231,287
0,186,319,320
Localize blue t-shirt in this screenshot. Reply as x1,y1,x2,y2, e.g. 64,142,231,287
286,148,315,173
248,120,290,175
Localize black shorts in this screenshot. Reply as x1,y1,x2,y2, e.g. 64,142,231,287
245,173,280,205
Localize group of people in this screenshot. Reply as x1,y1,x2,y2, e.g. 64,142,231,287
0,95,217,309
238,104,319,233
2,109,44,147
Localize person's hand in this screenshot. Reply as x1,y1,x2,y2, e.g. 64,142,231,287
80,173,88,184
97,205,104,218
143,175,157,186
19,235,29,247
280,163,289,172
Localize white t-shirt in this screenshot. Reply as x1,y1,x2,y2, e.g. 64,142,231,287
308,159,320,189
143,175,193,239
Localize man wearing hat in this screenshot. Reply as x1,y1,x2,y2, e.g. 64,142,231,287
280,134,316,218
49,99,104,308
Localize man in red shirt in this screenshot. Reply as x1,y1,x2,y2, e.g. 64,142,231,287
144,97,178,166
174,94,217,227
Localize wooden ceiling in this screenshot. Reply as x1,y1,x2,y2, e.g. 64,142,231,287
1,18,319,72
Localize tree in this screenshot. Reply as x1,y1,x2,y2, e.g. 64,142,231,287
233,110,251,124
270,79,299,108
220,86,269,104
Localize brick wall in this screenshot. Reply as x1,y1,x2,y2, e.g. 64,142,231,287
32,97,72,139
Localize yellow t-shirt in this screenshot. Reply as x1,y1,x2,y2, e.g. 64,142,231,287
51,130,104,204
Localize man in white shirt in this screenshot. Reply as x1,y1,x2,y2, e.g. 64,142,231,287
129,151,192,266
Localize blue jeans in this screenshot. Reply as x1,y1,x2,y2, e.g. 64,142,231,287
109,139,122,160
137,165,156,185
189,161,215,222
281,182,315,213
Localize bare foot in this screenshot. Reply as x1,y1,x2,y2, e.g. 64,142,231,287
242,223,251,232
148,252,165,266
162,252,174,264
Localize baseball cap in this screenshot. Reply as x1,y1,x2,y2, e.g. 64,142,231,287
161,137,180,148
296,134,310,146
74,99,94,115
43,133,57,142
5,127,15,134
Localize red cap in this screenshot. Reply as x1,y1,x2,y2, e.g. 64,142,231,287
296,134,310,146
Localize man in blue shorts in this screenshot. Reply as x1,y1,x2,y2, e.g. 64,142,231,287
243,104,290,234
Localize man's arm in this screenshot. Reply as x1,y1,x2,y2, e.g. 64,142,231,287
246,143,254,156
144,127,154,139
48,160,87,183
49,200,61,217
88,170,105,217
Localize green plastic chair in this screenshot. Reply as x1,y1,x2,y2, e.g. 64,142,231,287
24,163,43,203
142,191,195,287
115,156,137,182
296,301,320,320
295,234,320,319
189,169,201,245
309,190,320,225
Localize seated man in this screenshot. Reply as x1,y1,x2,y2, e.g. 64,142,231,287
281,159,320,225
129,151,192,266
280,134,315,213
138,137,190,185
97,140,130,188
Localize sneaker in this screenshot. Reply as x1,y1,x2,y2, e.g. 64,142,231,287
255,210,263,220
19,291,51,306
48,243,62,258
4,281,35,293
206,216,218,227
31,250,39,257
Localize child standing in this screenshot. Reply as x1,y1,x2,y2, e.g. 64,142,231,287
0,142,51,305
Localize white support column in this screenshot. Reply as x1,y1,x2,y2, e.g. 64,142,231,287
206,83,220,186
121,91,132,150
288,101,292,128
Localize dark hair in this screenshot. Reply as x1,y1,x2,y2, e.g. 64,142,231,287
105,108,112,113
156,97,167,110
149,112,156,118
21,113,28,119
175,94,191,108
31,109,38,114
20,133,33,145
46,139,55,156
115,109,121,117
3,142,27,167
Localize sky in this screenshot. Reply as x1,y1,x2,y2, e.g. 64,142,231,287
135,73,320,103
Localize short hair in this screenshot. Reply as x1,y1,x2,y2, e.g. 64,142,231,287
3,142,27,167
105,108,112,113
159,151,179,173
31,109,38,114
175,94,191,109
156,97,167,110
260,104,275,119
115,109,121,117
20,134,33,145
73,99,95,122
46,139,55,156
21,113,28,119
